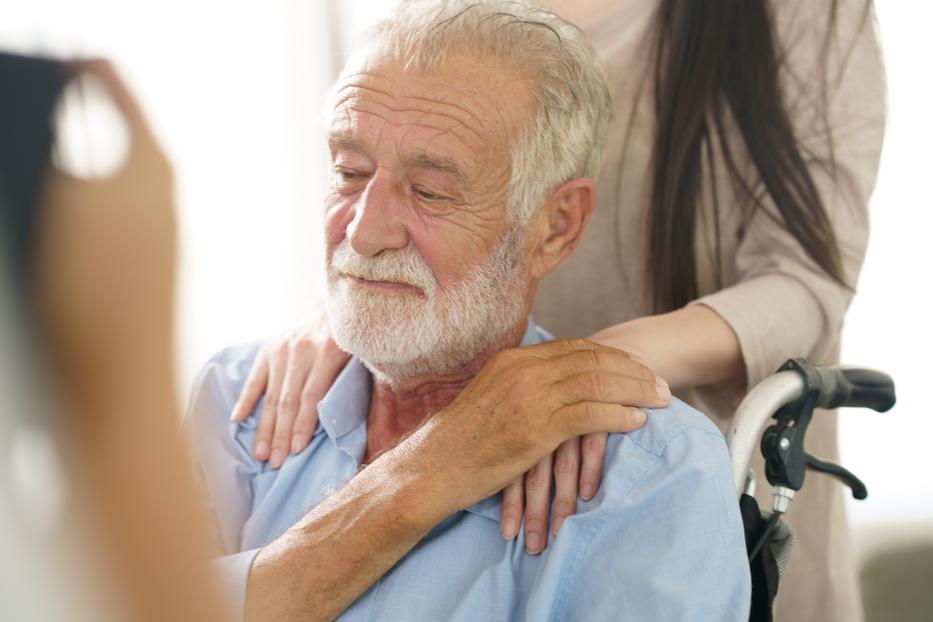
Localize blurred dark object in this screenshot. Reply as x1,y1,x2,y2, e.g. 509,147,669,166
0,52,67,291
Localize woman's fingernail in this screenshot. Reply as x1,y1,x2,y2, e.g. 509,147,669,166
635,409,647,425
502,518,518,540
269,448,284,468
526,532,542,554
656,379,671,400
254,440,269,460
581,484,595,500
551,517,565,536
291,435,306,454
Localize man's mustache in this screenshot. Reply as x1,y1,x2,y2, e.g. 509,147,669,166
330,240,437,293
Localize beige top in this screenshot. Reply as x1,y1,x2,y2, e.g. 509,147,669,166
533,1,886,620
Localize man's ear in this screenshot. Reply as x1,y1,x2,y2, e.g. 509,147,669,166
529,178,595,280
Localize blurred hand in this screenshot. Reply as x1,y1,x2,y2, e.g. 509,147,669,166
37,59,177,380
33,59,226,622
230,309,350,469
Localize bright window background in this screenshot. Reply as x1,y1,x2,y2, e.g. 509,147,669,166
0,0,340,389
1,0,929,534
838,3,933,528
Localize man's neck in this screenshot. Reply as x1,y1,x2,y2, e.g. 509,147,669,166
363,320,528,463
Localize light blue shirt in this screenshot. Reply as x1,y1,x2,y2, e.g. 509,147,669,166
186,321,751,621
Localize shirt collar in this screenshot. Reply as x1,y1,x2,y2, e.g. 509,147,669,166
315,357,371,465
316,317,552,519
317,357,371,440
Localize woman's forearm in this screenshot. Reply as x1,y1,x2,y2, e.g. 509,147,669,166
588,304,745,391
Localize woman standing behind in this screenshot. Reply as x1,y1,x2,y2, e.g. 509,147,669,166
233,1,885,619
537,1,884,620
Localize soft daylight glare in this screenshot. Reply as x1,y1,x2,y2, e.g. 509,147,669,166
0,0,334,392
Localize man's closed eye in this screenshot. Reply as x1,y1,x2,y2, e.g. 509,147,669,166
337,169,366,182
414,187,445,201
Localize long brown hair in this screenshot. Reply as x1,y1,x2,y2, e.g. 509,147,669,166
648,0,869,312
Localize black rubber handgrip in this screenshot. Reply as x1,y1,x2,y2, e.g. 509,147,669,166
815,366,896,412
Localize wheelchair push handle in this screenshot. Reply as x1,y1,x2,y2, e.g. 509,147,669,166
726,359,897,498
811,365,896,413
760,359,896,500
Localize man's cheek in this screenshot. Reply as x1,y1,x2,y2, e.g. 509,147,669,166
405,227,464,288
323,195,357,247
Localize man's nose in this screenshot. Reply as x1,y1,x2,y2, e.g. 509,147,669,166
346,172,410,257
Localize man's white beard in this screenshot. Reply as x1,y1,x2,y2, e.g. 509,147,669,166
325,228,529,382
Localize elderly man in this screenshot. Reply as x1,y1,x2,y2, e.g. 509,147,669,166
187,1,751,620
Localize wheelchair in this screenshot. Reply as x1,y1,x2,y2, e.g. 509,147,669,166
726,358,897,621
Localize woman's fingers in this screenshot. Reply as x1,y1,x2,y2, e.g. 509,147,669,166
232,319,343,464
231,347,270,422
267,340,317,469
252,344,289,461
551,437,580,535
523,454,553,555
579,432,608,501
499,477,524,541
290,392,318,455
290,339,350,455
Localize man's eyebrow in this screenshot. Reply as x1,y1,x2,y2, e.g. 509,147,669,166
327,132,364,152
328,132,467,184
408,153,467,184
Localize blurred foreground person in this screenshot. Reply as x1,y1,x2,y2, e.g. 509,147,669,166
0,53,225,621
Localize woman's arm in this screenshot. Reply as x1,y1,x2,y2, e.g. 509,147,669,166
686,0,885,391
594,1,885,398
589,304,745,391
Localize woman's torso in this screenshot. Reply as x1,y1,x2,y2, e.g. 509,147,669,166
534,0,881,418
533,3,884,620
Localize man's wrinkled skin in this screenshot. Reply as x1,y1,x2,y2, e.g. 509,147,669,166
325,56,529,290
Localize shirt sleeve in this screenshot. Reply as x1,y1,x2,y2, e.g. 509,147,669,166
692,0,886,389
183,343,265,621
534,419,751,620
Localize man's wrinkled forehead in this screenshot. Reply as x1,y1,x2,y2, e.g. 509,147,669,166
328,51,533,170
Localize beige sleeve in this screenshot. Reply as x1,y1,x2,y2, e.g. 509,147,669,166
693,0,886,389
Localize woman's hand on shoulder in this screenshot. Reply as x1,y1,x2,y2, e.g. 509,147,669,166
230,310,349,469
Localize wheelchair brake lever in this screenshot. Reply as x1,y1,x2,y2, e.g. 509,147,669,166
804,452,868,500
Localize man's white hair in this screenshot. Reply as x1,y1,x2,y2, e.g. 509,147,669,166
364,0,613,223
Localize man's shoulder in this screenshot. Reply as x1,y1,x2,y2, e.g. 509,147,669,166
185,340,266,443
543,396,749,619
597,397,733,508
619,396,726,458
